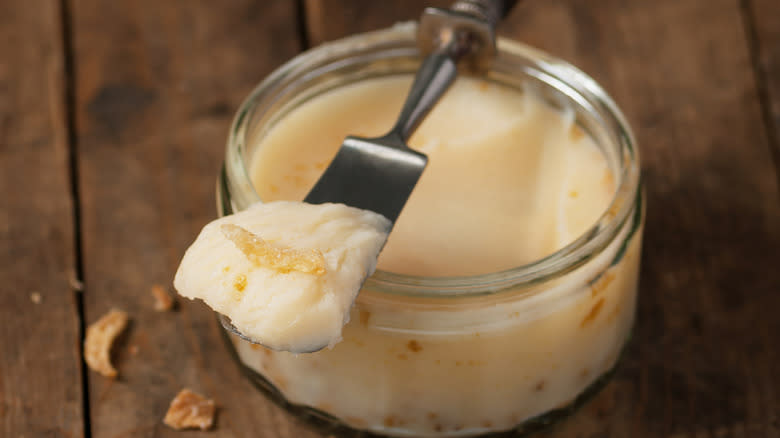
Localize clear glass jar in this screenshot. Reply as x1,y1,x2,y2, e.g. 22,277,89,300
217,23,643,437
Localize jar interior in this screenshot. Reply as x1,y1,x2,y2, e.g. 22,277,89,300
218,27,643,437
224,27,639,295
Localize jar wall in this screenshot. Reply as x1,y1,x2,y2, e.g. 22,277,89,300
217,24,642,437
229,198,642,436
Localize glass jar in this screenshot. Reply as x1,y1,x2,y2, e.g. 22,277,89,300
217,23,643,437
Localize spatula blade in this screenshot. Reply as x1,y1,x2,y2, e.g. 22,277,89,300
304,135,428,223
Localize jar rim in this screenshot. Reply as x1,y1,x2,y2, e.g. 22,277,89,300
222,24,641,297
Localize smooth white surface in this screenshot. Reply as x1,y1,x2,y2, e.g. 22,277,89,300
251,76,615,276
174,201,390,352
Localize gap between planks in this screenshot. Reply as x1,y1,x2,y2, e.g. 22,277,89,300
59,0,92,435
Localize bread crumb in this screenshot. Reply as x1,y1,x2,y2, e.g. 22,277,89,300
163,389,216,430
151,284,175,311
84,309,129,378
30,292,41,304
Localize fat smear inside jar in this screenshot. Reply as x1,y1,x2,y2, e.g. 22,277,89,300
251,76,615,276
235,75,640,436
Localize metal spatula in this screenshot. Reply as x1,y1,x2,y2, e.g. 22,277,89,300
305,0,516,223
222,0,517,352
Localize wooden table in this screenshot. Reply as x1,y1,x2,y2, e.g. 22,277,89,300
2,0,779,436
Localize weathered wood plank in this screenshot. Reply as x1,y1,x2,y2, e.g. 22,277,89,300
304,0,451,46
305,0,780,437
71,1,318,436
748,0,780,185
503,1,780,436
0,0,85,437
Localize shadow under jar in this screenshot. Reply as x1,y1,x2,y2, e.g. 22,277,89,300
217,23,643,438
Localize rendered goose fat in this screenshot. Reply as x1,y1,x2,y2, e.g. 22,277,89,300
230,75,640,435
174,201,391,352
252,76,615,275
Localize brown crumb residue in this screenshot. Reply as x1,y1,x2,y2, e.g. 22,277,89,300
346,416,367,427
250,343,274,357
233,274,247,292
581,298,606,328
534,380,546,392
163,389,216,430
569,125,586,141
315,402,333,412
427,412,438,420
359,309,371,326
434,359,441,365
590,272,615,297
283,174,307,188
384,415,397,427
580,368,590,379
128,345,139,356
434,424,443,432
607,304,622,323
397,353,408,360
273,375,288,391
482,420,493,428
602,170,615,190
84,309,129,378
151,284,175,311
479,80,490,92
221,223,325,275
407,340,422,352
314,161,327,170
455,361,463,366
30,292,41,304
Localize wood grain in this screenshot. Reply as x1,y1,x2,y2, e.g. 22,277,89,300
747,0,780,186
304,0,451,46
507,0,780,436
70,1,318,436
0,0,85,437
305,0,780,437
